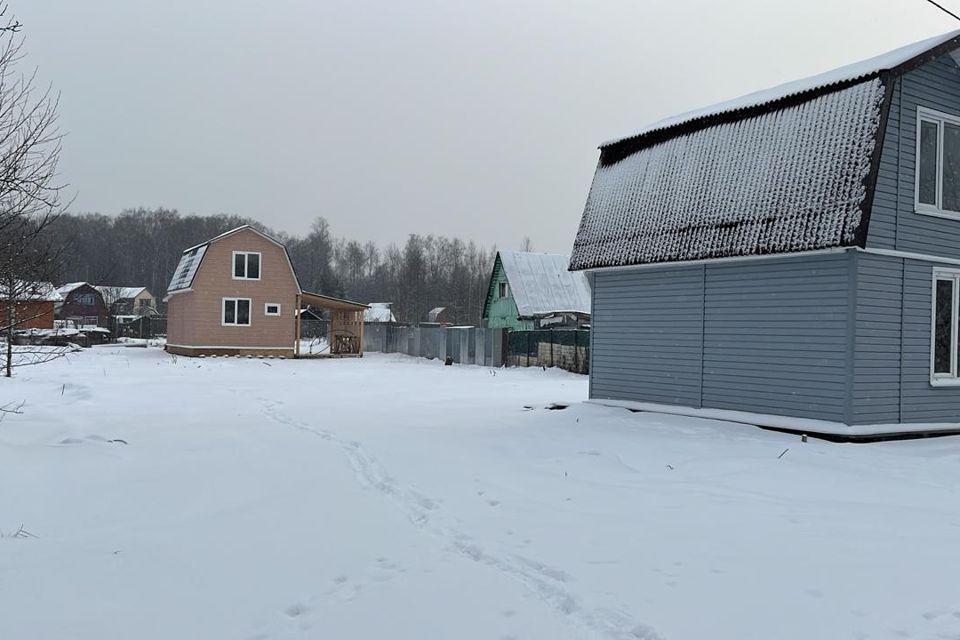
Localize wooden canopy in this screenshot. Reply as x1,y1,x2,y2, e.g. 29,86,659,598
295,291,368,357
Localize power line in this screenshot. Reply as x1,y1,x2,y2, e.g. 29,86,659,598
923,0,960,23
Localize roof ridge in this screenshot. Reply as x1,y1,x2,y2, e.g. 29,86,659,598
601,29,960,154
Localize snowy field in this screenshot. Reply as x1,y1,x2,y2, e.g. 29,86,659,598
1,346,960,640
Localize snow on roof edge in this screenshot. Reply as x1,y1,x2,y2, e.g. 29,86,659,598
601,29,960,148
497,250,592,317
0,280,62,302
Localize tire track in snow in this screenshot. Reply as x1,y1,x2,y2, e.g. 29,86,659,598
260,400,662,640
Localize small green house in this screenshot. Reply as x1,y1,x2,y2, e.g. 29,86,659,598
482,250,591,331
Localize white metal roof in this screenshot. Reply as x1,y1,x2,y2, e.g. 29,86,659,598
364,302,396,323
96,286,148,300
497,251,591,317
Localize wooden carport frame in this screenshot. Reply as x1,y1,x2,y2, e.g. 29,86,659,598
295,292,369,358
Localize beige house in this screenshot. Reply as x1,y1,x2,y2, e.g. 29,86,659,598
96,286,157,317
165,225,367,358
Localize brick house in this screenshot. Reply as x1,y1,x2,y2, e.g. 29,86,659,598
0,281,61,330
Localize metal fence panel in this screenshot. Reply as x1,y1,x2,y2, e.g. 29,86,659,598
506,328,589,373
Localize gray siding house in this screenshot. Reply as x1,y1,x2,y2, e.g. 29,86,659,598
570,29,960,436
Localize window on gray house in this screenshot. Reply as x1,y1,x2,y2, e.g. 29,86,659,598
919,120,939,206
929,270,960,383
917,110,960,214
934,278,953,375
945,123,960,211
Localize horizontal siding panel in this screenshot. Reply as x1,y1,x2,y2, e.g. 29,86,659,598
700,374,847,395
701,256,849,422
852,253,902,424
590,255,853,423
591,265,704,408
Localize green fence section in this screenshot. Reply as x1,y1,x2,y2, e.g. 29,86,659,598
506,329,589,374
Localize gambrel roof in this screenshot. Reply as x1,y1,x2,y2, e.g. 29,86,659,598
486,251,591,318
57,282,91,298
570,30,960,271
166,225,302,295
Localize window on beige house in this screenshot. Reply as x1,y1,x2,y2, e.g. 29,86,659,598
233,252,261,280
223,298,252,326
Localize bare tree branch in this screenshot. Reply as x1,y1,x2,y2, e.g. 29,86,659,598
0,2,68,378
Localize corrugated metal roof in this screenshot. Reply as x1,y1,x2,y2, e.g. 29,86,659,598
570,80,884,270
498,251,591,317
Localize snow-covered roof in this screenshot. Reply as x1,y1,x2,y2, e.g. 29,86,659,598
493,251,591,317
364,302,396,323
572,31,960,271
57,282,90,297
572,80,883,270
167,246,207,293
604,29,960,149
0,281,62,302
96,286,148,300
428,307,447,323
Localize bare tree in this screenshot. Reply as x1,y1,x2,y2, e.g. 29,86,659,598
519,236,533,252
0,3,69,378
96,285,127,315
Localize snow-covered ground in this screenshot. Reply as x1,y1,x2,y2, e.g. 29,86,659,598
1,346,959,640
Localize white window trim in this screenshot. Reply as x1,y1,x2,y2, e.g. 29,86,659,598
231,251,262,281
499,282,509,298
222,297,252,327
930,268,960,386
264,303,281,316
915,107,960,219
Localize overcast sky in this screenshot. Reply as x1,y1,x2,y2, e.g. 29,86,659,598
13,0,960,253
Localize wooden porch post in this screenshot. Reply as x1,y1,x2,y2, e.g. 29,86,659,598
358,309,365,356
329,309,337,355
294,293,301,358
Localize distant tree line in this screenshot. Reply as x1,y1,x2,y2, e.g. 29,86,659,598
47,208,496,325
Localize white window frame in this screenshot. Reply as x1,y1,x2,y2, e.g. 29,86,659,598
498,282,509,298
264,303,281,316
222,297,252,327
915,107,960,219
930,268,960,386
232,251,262,281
